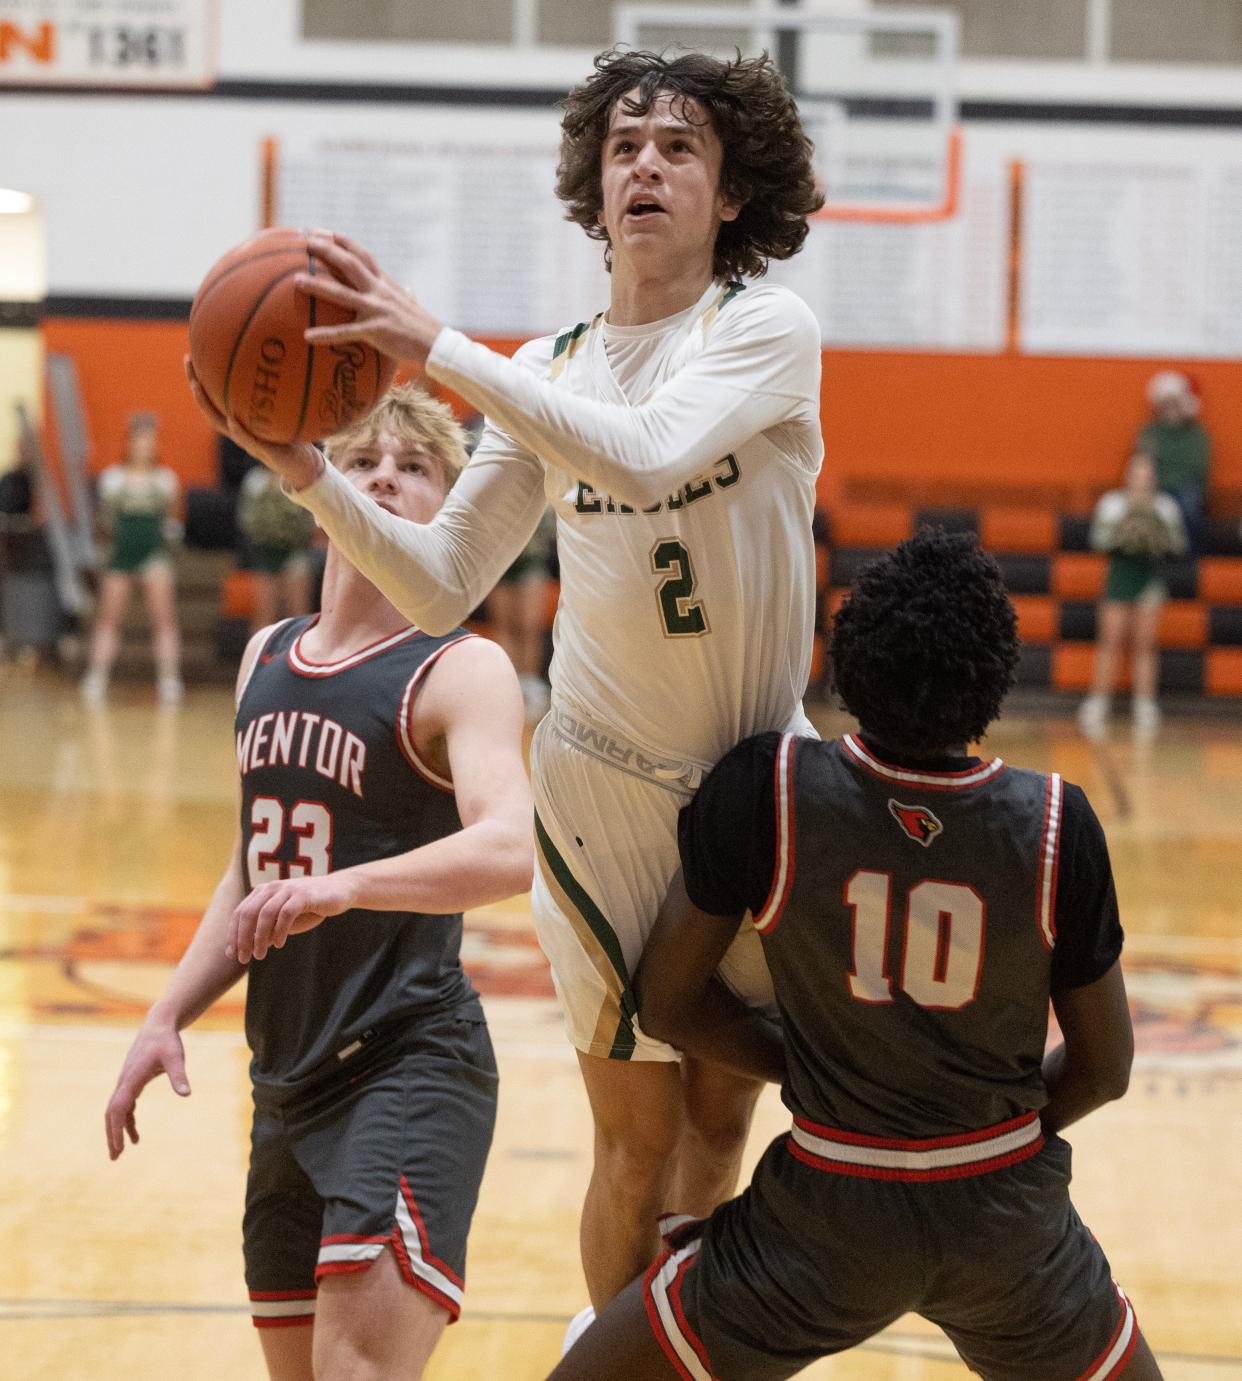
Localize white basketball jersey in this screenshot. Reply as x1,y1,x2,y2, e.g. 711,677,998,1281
522,280,823,767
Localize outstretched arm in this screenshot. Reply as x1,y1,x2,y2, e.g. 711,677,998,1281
229,637,534,962
185,357,547,635
297,234,822,510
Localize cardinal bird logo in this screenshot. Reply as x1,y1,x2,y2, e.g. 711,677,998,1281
887,799,944,847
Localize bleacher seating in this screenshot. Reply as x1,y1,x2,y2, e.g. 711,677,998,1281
815,500,1242,698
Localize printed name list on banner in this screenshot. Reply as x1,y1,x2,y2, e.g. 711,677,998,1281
1021,159,1242,358
276,136,1011,350
0,0,216,88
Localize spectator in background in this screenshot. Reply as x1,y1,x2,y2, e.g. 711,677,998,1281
1078,452,1186,741
237,465,318,634
1138,371,1210,553
81,413,184,705
487,507,555,724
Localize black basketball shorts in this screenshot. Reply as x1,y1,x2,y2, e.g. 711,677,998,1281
645,1128,1141,1381
243,1012,498,1331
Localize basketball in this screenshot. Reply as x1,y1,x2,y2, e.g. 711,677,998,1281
188,227,397,445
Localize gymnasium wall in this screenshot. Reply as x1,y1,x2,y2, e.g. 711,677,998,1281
3,0,1241,505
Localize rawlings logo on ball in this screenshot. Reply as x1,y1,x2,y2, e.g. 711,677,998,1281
318,343,369,428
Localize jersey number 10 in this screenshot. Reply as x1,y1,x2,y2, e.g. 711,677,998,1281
844,870,985,1011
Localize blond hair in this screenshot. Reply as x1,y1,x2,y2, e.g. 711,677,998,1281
323,384,468,491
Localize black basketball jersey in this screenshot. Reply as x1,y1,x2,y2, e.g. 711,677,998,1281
236,616,481,1092
679,731,1123,1140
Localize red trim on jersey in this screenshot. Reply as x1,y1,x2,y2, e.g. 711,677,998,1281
395,636,476,794
253,1314,315,1329
841,734,1005,791
755,733,797,935
793,1109,1038,1150
249,1289,317,1300
669,1250,714,1378
289,617,426,678
399,1174,465,1288
786,1135,1044,1182
315,1259,376,1279
1075,1286,1139,1380
1036,773,1063,952
389,1223,462,1320
643,1249,701,1381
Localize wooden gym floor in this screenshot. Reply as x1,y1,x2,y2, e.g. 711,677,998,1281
1,672,1240,1379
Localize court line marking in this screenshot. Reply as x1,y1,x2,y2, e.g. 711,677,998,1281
0,1300,1236,1367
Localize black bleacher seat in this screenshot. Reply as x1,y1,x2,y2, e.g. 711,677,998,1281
994,553,1051,595
1014,643,1051,686
914,507,978,536
1058,514,1092,553
1209,606,1242,646
1159,649,1205,694
829,547,888,586
1205,518,1242,558
1164,558,1198,600
1059,601,1097,641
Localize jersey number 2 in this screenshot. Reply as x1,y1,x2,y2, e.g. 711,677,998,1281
844,871,985,1011
651,538,709,637
248,797,333,883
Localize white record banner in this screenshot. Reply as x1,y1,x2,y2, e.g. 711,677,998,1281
0,0,216,88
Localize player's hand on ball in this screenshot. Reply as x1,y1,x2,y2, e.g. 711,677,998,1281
228,875,359,963
298,231,444,364
184,355,326,492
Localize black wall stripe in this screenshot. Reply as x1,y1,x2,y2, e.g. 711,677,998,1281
4,79,1242,127
43,295,192,320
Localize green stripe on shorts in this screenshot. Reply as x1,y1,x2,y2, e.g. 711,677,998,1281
534,810,637,1059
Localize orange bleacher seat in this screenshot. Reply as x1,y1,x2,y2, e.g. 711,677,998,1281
543,579,560,628
826,588,849,619
221,569,255,619
815,543,830,591
1207,649,1242,696
1010,595,1055,644
1052,553,1107,600
981,508,1057,554
1198,559,1242,604
830,503,911,550
1157,601,1208,649
1052,642,1100,692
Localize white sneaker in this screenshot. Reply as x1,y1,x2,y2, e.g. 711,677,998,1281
1132,698,1161,740
157,675,185,706
1077,695,1108,741
81,669,108,704
561,1304,596,1358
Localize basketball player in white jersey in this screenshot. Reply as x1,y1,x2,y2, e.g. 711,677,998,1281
187,48,825,1320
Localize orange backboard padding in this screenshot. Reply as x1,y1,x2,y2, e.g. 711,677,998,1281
981,507,1057,553
1199,559,1242,604
830,503,911,549
1052,553,1108,600
1207,649,1242,696
1010,595,1056,645
1157,602,1208,649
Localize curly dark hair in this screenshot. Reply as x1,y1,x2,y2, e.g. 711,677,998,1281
556,48,823,281
830,529,1020,757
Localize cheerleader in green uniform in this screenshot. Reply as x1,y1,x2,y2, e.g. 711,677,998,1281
82,414,184,704
237,465,317,633
1078,451,1187,740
